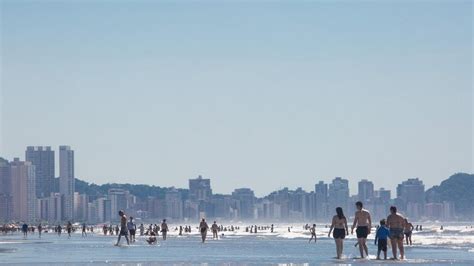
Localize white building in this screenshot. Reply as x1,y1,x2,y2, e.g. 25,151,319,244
59,146,75,221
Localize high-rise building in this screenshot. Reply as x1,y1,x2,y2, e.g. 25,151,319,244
10,158,36,222
59,146,75,221
358,179,374,202
74,193,88,222
374,188,391,203
396,178,425,219
48,193,63,222
59,146,75,220
108,188,128,221
232,188,255,220
328,177,350,213
315,181,329,220
0,158,12,222
189,175,212,201
26,146,55,198
165,189,183,220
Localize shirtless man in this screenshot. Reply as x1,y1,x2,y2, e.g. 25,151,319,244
211,221,219,239
404,219,414,246
161,219,168,240
199,218,209,243
115,210,130,246
351,201,372,258
386,206,406,260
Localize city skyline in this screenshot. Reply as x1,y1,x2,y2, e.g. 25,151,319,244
1,1,472,196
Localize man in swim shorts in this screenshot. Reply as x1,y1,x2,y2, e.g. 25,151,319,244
386,206,406,260
352,201,372,258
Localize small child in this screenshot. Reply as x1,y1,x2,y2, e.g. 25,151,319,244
146,231,157,245
374,219,390,260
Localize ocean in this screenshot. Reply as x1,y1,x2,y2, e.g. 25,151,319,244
1,223,473,265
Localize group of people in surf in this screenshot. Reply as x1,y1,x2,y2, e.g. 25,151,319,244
327,201,414,260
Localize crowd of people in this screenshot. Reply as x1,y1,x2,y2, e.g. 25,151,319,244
1,203,430,260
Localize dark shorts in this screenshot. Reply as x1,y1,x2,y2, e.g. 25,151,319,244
378,239,388,252
333,228,346,239
119,229,128,236
390,228,404,240
356,226,369,238
404,231,412,237
129,229,136,236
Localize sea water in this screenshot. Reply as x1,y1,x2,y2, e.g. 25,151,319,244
1,223,473,265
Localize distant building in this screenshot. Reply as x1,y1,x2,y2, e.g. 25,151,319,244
0,158,12,222
396,178,425,219
374,188,391,203
165,189,183,220
232,188,255,220
48,193,63,222
74,193,88,222
25,146,55,198
315,181,329,220
108,188,128,221
358,179,374,202
59,146,75,221
328,177,350,213
10,158,36,222
189,175,212,201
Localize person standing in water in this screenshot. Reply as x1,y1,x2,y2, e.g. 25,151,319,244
199,218,209,243
351,201,372,258
161,219,169,240
271,224,274,233
38,223,42,238
115,210,130,246
57,224,62,237
404,219,414,246
328,207,349,260
82,223,87,237
374,219,390,260
139,223,145,236
21,223,28,239
387,206,406,260
211,221,219,239
309,224,317,243
66,221,73,238
127,217,136,243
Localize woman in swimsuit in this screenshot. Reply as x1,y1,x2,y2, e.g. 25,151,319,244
328,207,349,259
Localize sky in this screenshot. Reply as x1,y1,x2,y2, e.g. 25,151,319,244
0,0,472,197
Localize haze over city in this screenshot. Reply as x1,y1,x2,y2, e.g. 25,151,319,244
1,1,472,196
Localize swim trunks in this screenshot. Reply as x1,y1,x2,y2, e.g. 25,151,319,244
356,226,369,238
390,228,404,240
378,239,387,252
333,228,346,239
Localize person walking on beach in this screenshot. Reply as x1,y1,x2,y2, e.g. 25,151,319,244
404,219,414,246
127,217,136,243
139,223,144,236
199,218,209,243
115,210,130,246
328,207,349,260
374,219,390,260
38,223,42,238
66,221,73,238
21,223,28,239
271,224,274,233
309,224,317,243
387,206,406,260
57,224,62,237
211,221,219,239
82,223,87,237
351,201,372,258
161,219,169,240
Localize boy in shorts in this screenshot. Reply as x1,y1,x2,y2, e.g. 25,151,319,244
374,219,390,260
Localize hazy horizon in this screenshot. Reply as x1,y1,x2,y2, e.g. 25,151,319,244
1,1,472,197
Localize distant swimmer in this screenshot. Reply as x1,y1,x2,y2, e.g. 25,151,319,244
211,221,218,239
146,231,157,244
82,223,87,237
127,217,136,243
21,223,28,239
288,227,291,233
66,221,73,238
38,223,42,238
328,207,348,260
351,201,372,259
271,224,274,233
404,219,414,246
387,206,406,260
57,224,62,236
254,225,257,234
161,219,169,240
309,224,317,243
199,218,209,243
440,225,444,230
374,219,390,260
115,210,130,246
179,225,183,236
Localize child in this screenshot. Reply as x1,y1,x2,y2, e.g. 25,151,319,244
374,219,390,260
146,231,157,245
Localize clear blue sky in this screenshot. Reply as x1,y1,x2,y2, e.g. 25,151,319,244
1,0,472,196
